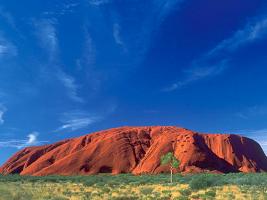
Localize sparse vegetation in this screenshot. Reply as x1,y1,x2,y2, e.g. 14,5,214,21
0,173,267,199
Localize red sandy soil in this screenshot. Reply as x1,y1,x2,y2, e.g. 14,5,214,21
1,126,267,176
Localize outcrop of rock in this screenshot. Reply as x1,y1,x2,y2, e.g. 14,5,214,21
1,126,267,176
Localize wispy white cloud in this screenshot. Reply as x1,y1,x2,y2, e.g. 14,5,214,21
153,0,185,23
97,0,186,68
147,0,185,49
236,105,267,119
113,23,124,47
0,132,47,149
163,16,267,92
82,30,96,67
57,110,99,131
76,29,103,92
0,45,9,55
163,59,228,92
0,34,17,59
57,70,84,103
43,3,80,16
63,3,79,9
113,23,128,53
208,17,267,56
88,0,109,6
59,3,79,15
0,111,5,125
59,118,97,131
56,104,117,132
0,104,7,125
34,19,58,61
34,19,84,103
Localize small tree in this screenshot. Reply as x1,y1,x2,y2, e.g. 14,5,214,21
160,152,180,183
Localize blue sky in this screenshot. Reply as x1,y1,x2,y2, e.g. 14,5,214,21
0,0,267,164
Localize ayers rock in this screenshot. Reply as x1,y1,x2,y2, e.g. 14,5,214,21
1,126,267,176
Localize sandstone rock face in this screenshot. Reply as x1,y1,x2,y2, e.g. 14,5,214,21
1,126,267,176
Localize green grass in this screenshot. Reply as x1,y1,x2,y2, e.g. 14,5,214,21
0,173,267,199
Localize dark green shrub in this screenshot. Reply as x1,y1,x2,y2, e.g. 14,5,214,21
176,196,189,200
101,187,111,193
189,174,219,190
205,190,216,198
140,187,153,195
179,189,191,196
161,190,171,194
82,192,91,199
83,179,95,186
191,194,200,199
110,197,139,200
